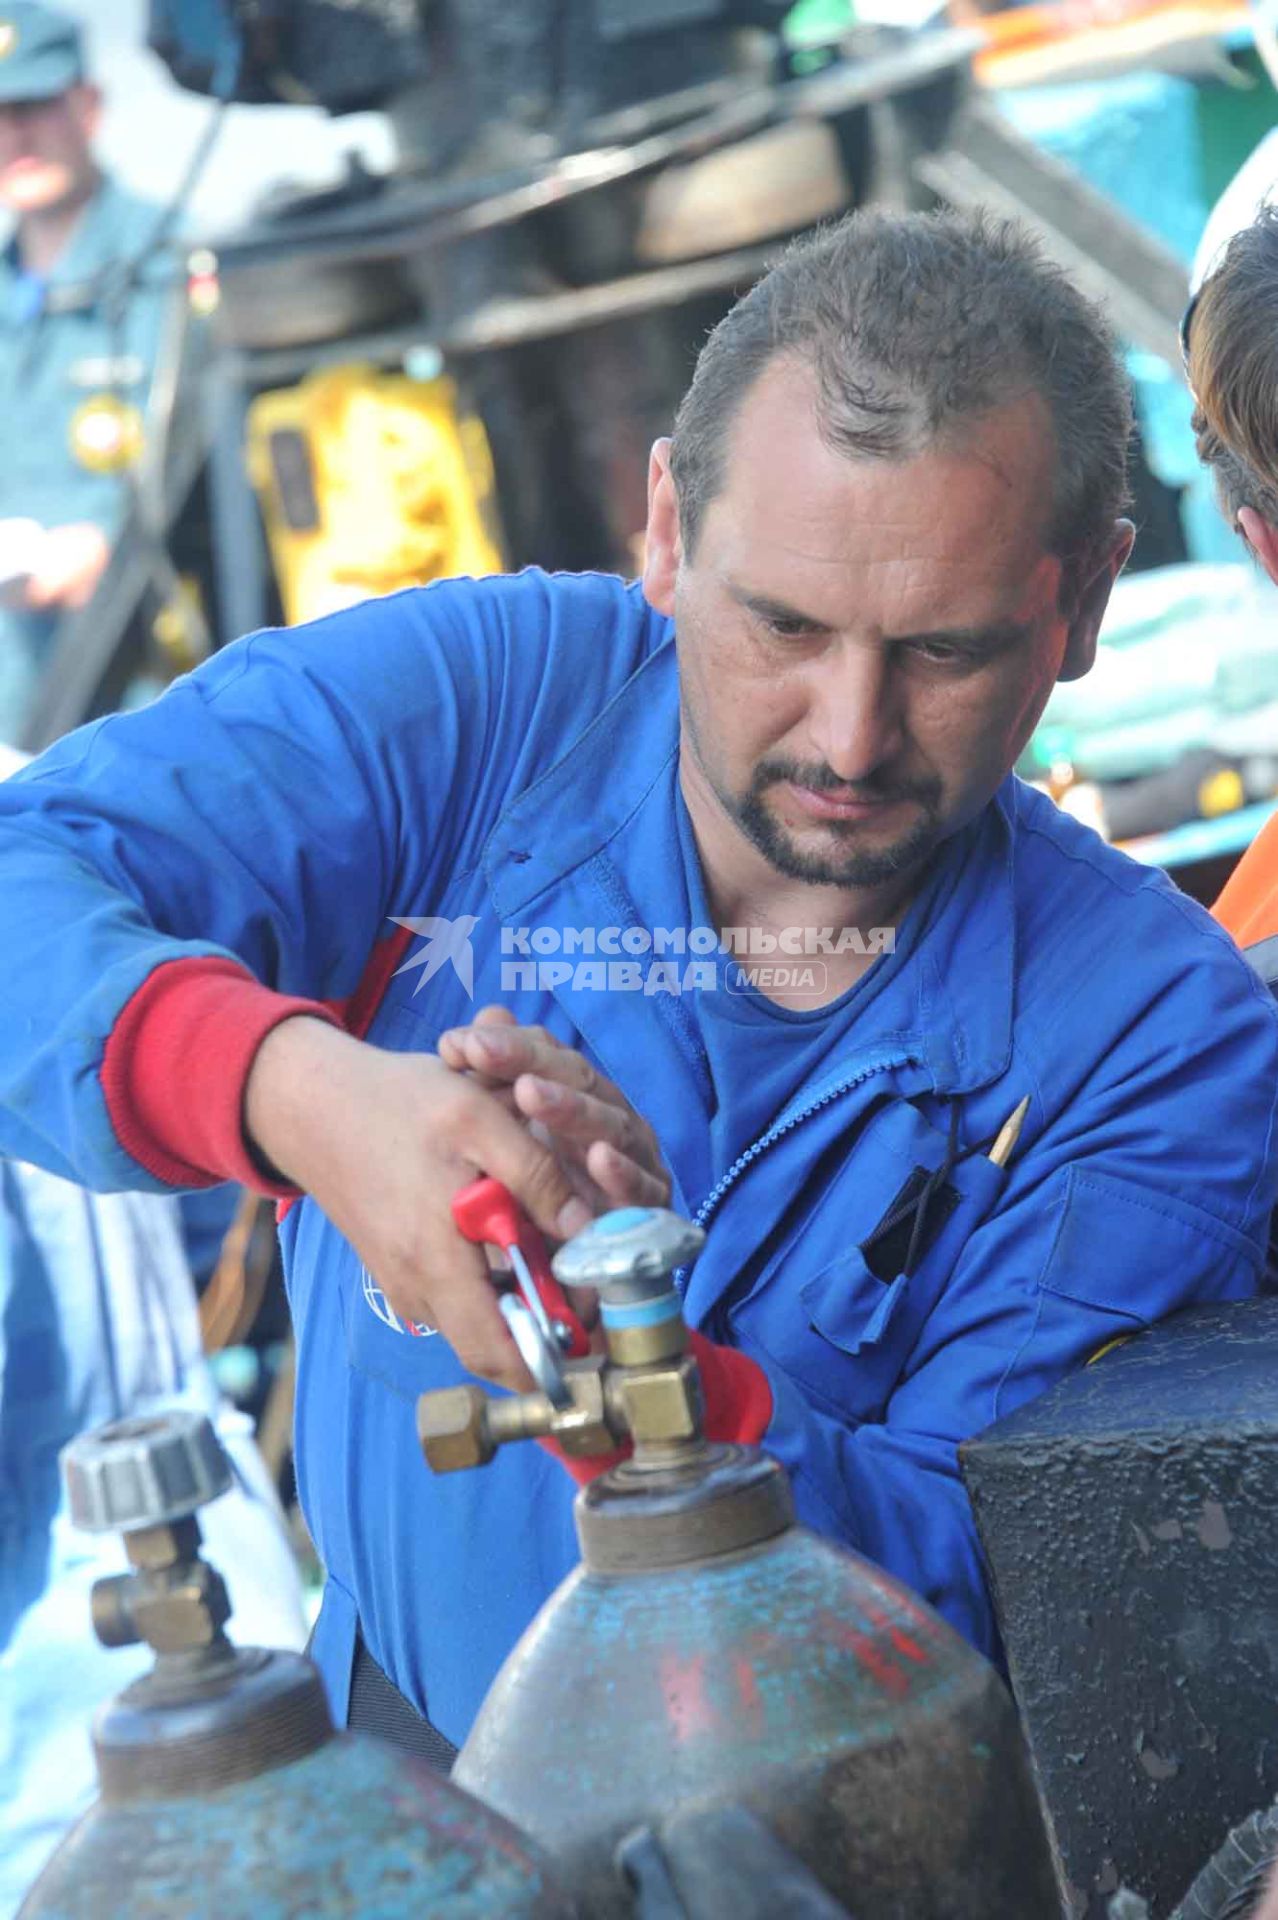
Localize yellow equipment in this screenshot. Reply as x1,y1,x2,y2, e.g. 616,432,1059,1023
246,363,505,626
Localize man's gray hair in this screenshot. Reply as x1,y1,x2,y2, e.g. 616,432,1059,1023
1186,204,1278,534
669,207,1132,584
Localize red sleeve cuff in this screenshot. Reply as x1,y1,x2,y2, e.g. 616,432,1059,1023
101,956,341,1196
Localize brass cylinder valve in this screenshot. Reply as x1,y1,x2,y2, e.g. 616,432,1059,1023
418,1206,707,1475
62,1410,235,1656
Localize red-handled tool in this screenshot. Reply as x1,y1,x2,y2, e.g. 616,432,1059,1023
452,1176,591,1360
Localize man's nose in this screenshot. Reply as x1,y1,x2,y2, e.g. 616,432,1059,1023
808,644,905,783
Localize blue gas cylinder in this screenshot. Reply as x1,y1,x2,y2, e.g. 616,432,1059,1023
18,1411,575,1920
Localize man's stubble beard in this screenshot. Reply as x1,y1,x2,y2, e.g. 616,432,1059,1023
735,766,944,888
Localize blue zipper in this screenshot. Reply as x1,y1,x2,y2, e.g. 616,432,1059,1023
674,1048,920,1292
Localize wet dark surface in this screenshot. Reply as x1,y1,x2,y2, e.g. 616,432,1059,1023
963,1299,1278,1919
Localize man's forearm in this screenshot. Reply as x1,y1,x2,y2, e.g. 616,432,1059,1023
243,1015,370,1192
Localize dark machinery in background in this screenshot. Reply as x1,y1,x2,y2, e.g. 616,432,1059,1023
19,0,1192,748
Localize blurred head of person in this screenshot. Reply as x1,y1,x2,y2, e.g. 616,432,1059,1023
0,4,98,221
1189,203,1278,588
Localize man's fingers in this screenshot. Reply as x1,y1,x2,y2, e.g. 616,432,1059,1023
377,1234,533,1391
514,1073,661,1171
440,1023,587,1093
466,1092,594,1243
563,1282,601,1332
585,1139,671,1208
438,1007,522,1086
437,1281,537,1393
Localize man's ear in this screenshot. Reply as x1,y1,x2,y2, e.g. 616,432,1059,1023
69,83,103,145
641,438,681,616
1058,519,1135,683
1238,508,1278,589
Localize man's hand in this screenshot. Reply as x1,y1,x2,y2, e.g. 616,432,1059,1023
25,522,110,611
1252,1863,1278,1920
243,1016,595,1392
437,1008,672,1213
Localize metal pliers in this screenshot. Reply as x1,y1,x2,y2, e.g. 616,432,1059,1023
451,1176,591,1407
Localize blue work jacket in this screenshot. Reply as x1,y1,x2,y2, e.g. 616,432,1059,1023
0,176,174,743
0,568,1275,1744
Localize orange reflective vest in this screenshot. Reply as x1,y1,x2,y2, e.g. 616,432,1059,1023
1215,813,1278,947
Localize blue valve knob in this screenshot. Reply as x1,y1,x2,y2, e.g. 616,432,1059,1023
551,1207,705,1300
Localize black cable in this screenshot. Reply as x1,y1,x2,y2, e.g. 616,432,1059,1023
98,91,232,339
94,89,232,674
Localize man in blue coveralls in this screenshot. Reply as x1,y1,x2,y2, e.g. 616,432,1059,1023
0,2,172,744
0,209,1276,1764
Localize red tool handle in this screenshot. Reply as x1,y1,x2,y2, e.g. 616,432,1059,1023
451,1176,590,1358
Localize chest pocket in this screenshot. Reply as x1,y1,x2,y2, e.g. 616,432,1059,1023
732,1097,1008,1425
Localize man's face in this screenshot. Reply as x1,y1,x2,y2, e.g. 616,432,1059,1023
0,84,99,216
644,356,1128,891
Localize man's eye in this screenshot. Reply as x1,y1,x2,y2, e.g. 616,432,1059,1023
908,640,973,667
760,612,817,640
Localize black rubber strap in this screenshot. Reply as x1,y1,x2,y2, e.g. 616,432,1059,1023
346,1630,459,1772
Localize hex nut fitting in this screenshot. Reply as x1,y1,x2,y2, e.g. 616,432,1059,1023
133,1560,232,1653
617,1355,704,1445
417,1386,496,1473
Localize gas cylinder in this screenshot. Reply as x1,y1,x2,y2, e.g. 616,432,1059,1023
420,1207,1059,1919
19,1409,574,1920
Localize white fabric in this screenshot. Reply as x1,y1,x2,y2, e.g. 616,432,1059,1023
0,1166,307,1915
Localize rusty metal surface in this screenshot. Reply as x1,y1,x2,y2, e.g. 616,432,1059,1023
94,1648,333,1803
577,1445,793,1573
962,1298,1278,1919
457,1519,1056,1916
21,1732,576,1919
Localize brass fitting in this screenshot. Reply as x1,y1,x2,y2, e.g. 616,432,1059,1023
419,1362,617,1474
89,1533,231,1654
419,1351,707,1473
417,1208,712,1479
417,1386,497,1472
124,1516,199,1572
132,1558,231,1653
612,1353,704,1446
602,1314,688,1370
91,1573,143,1650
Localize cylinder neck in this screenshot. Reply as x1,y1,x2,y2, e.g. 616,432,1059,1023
95,1647,334,1804
576,1445,794,1575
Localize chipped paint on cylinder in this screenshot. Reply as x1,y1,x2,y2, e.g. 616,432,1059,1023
21,1732,575,1919
457,1521,1057,1918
